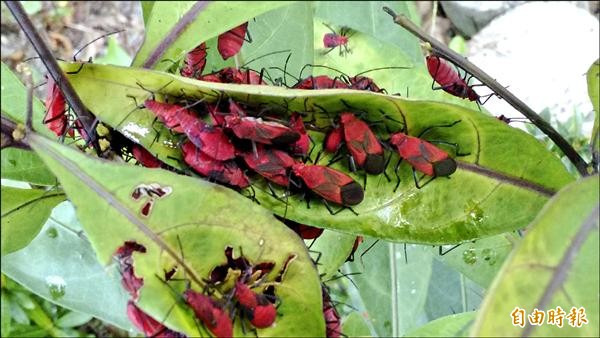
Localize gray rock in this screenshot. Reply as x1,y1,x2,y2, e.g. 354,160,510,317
466,1,599,134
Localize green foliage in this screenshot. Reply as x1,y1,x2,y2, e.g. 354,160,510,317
1,2,597,337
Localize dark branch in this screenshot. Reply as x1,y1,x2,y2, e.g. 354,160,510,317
383,7,589,177
142,1,209,69
4,0,100,152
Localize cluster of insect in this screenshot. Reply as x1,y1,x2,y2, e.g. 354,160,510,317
114,240,301,337
41,21,500,338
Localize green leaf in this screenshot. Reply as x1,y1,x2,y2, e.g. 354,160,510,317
27,133,325,337
404,311,476,337
434,232,521,288
140,1,154,27
315,1,422,64
1,202,135,331
94,37,132,67
1,148,56,186
0,186,65,255
587,60,599,171
55,311,93,328
60,62,574,244
448,36,468,55
0,62,51,138
20,1,42,15
341,311,372,337
472,175,599,337
309,230,357,280
1,290,11,337
132,1,292,69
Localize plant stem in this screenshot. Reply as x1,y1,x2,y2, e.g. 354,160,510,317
142,1,209,68
382,7,589,177
4,0,100,152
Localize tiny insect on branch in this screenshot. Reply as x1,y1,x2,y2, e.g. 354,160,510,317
4,0,101,153
382,7,590,178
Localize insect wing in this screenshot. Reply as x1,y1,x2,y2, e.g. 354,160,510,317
217,22,249,60
44,77,68,136
181,42,207,79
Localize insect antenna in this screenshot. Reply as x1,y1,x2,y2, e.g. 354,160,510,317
72,29,125,61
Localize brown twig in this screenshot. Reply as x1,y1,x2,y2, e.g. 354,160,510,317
383,7,589,177
1,115,30,150
5,0,100,152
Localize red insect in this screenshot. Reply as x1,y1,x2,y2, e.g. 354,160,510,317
234,281,277,329
239,144,296,186
44,76,68,137
324,125,344,153
181,42,207,79
282,219,324,240
323,23,352,56
224,115,301,145
184,289,233,338
322,288,342,338
426,55,481,103
127,301,184,338
145,99,235,161
339,112,385,174
389,132,457,180
294,75,348,90
291,163,364,206
201,67,266,85
182,141,249,189
218,22,250,60
347,75,382,93
132,144,163,168
288,113,311,157
346,236,363,262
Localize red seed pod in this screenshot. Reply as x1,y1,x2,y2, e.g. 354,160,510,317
44,76,68,137
132,144,163,168
181,42,207,79
389,132,456,177
184,290,233,338
224,115,301,145
426,55,479,102
240,144,296,186
288,113,311,156
294,75,348,90
250,303,277,328
340,112,385,174
291,163,364,206
218,22,249,60
324,125,344,153
182,142,249,188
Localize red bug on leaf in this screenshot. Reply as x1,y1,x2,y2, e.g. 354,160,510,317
126,301,184,338
201,67,266,85
426,55,493,105
132,144,163,168
180,42,207,79
389,133,457,178
224,114,301,146
239,144,296,186
184,289,233,338
144,99,188,133
291,163,364,207
322,287,342,338
339,112,386,174
294,75,348,90
182,141,249,189
44,76,69,137
347,75,382,93
346,236,363,262
282,219,324,240
288,113,311,157
234,281,277,329
324,125,344,153
218,22,250,60
322,23,353,56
